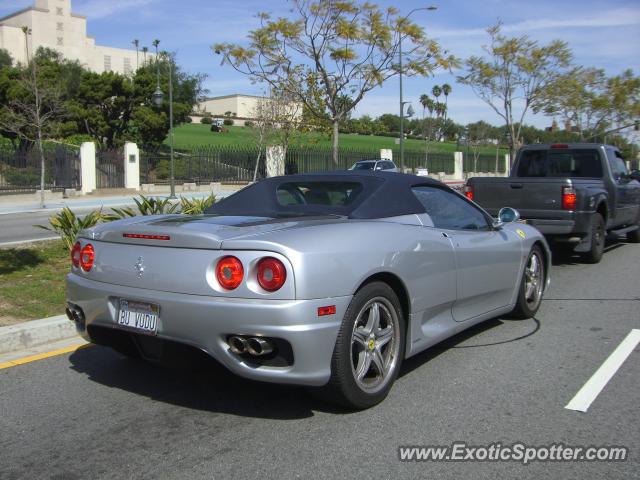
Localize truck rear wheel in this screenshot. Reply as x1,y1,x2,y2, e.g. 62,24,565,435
582,213,605,263
627,223,640,243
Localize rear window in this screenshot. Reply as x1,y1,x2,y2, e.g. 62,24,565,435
351,162,376,170
276,181,364,207
517,149,603,178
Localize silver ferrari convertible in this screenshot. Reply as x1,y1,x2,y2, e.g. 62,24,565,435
66,172,550,409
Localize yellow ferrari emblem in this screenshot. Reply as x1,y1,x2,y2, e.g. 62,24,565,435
368,339,375,350
516,228,526,239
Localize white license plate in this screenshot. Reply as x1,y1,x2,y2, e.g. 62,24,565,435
117,299,159,334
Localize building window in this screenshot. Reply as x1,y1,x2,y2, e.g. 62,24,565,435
57,37,63,46
104,55,111,71
56,7,63,15
124,58,132,75
56,22,63,31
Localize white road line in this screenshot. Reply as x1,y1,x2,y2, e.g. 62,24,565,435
565,329,640,413
0,236,59,247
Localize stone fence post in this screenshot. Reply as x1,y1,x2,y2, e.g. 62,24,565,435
80,142,96,194
124,142,140,190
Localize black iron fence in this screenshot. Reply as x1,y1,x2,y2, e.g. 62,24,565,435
139,145,461,184
96,149,125,188
0,145,80,195
463,151,506,173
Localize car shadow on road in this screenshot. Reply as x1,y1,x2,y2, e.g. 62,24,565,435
68,344,345,419
400,316,541,378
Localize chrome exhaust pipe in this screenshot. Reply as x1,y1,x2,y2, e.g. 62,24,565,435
228,336,248,355
246,337,274,356
66,305,85,324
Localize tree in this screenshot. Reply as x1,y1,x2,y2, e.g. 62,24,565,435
466,120,493,172
537,68,640,140
0,49,12,69
441,83,451,124
0,28,65,207
132,39,140,70
213,0,455,164
457,22,572,159
68,53,206,149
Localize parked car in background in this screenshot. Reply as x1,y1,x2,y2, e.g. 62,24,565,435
66,172,550,409
349,159,399,172
465,144,640,263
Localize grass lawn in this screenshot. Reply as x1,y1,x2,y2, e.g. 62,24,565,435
171,124,505,155
0,240,68,326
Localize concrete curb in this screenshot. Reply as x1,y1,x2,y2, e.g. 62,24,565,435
0,315,79,355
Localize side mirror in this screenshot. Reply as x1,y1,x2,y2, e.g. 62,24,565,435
494,207,520,229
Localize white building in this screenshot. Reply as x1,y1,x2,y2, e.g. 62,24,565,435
197,94,269,119
0,0,141,75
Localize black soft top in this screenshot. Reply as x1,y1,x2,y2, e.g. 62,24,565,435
206,171,443,219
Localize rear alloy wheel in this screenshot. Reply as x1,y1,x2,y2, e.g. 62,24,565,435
511,245,545,319
582,213,605,264
319,282,405,410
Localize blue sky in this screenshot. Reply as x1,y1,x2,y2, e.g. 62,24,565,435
2,0,639,128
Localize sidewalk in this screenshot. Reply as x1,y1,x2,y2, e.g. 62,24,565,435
0,185,240,216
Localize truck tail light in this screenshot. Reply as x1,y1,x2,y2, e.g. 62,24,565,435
464,184,474,201
80,244,95,272
71,241,81,268
550,144,569,149
256,257,287,292
216,256,244,290
562,186,577,210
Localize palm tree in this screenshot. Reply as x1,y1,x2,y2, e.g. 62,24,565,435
419,94,436,167
441,83,452,133
132,39,139,70
431,85,442,100
142,46,148,65
152,39,160,64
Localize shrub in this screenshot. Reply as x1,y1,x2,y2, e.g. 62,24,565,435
180,193,216,214
244,120,255,127
223,118,233,126
35,207,105,251
63,134,94,146
200,116,212,125
184,116,193,124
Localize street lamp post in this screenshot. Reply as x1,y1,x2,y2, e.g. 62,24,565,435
152,41,176,199
399,5,437,173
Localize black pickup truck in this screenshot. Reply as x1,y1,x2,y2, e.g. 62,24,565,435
465,144,640,263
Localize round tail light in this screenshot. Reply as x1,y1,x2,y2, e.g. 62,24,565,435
80,244,95,272
257,257,287,292
216,256,244,290
71,241,81,268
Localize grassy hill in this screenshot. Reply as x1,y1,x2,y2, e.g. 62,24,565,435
170,124,504,155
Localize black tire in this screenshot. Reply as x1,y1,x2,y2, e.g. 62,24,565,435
582,213,605,264
316,282,405,410
511,245,545,319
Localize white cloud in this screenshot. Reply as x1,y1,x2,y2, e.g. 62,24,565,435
431,7,640,38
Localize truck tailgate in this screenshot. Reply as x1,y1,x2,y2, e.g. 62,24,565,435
469,178,569,217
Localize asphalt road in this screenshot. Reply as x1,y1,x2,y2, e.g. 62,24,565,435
0,210,97,245
1,241,639,479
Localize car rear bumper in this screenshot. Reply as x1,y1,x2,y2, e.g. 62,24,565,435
524,211,592,238
66,274,350,386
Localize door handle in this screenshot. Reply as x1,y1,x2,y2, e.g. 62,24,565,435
510,183,524,189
